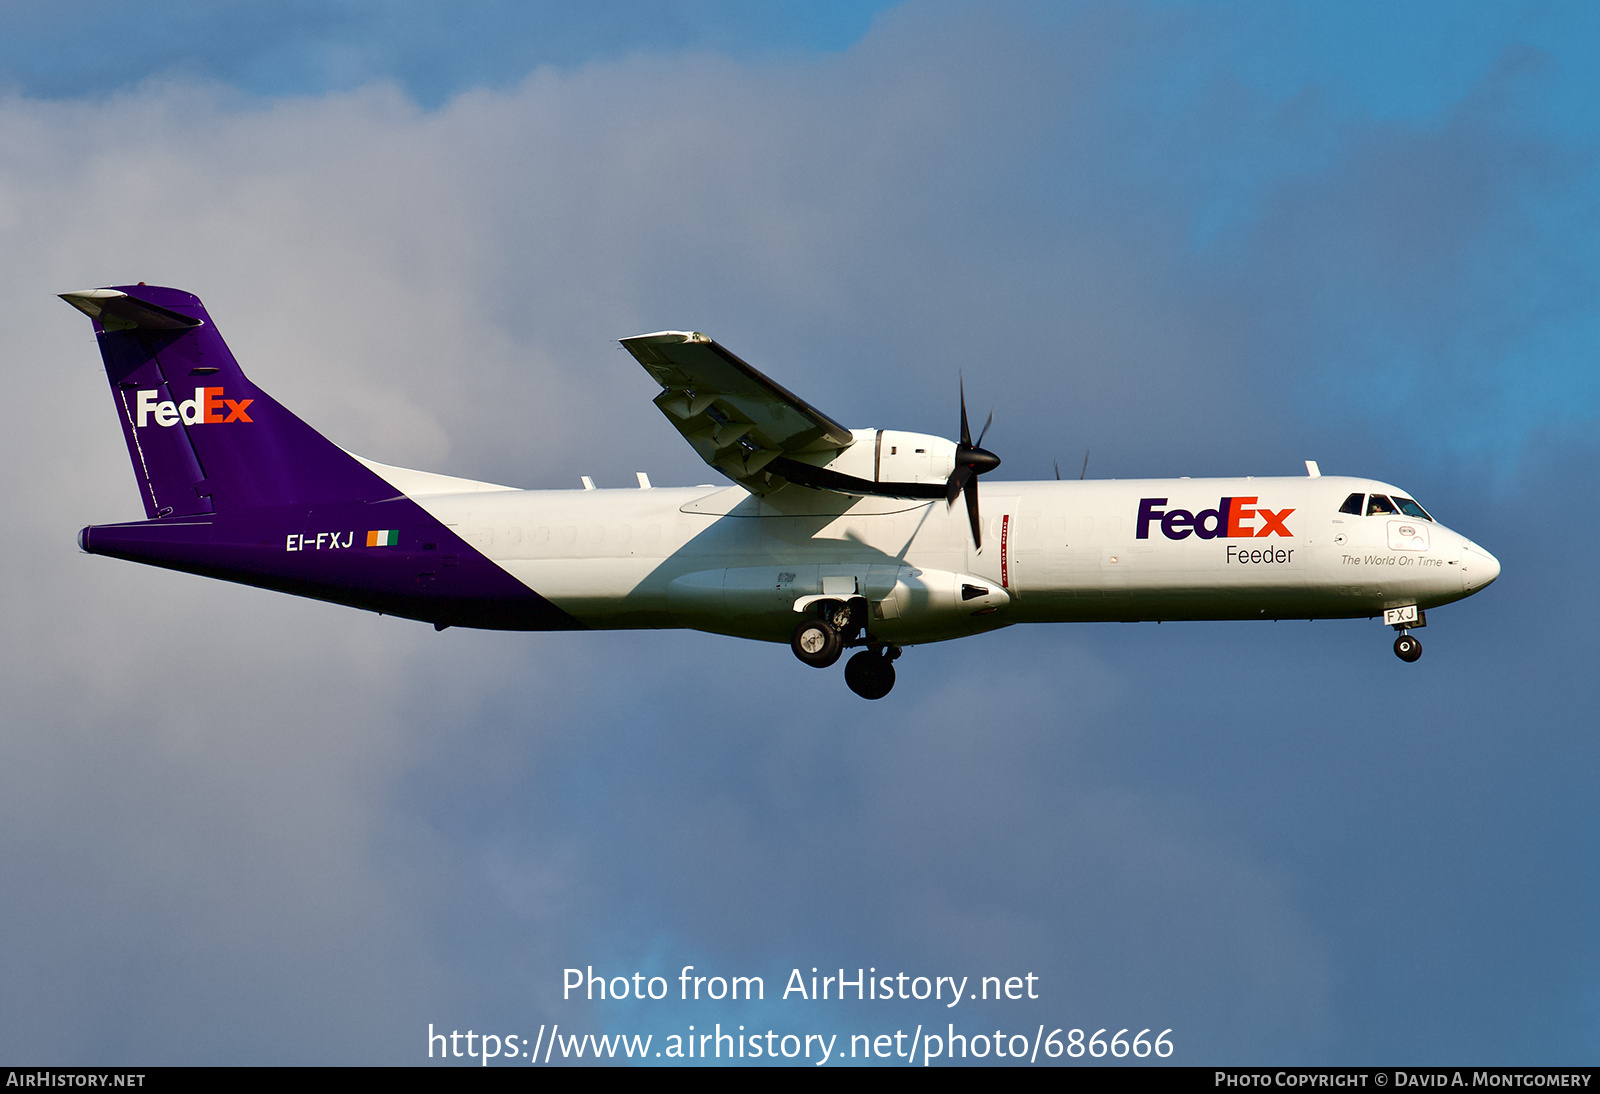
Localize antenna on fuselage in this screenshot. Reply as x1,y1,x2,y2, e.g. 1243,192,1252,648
1080,448,1090,480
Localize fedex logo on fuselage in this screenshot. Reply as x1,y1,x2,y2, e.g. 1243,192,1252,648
135,387,253,427
1137,497,1294,540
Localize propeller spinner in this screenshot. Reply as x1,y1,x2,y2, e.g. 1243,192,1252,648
944,379,1001,548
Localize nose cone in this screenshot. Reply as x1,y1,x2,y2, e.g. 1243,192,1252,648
962,445,1001,474
1463,541,1500,592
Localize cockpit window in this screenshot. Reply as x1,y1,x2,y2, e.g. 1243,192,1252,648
1338,492,1364,515
1393,497,1433,522
1366,494,1397,516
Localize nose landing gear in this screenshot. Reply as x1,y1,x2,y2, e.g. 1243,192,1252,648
1383,605,1425,663
1393,632,1422,662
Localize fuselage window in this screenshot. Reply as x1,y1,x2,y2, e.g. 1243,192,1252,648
1393,497,1433,522
1366,494,1397,517
1339,492,1364,515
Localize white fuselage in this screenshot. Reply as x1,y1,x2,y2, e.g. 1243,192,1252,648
382,461,1500,645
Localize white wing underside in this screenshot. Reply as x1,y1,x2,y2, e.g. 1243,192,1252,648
620,331,855,496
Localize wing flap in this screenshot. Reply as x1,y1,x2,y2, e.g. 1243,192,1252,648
623,331,854,493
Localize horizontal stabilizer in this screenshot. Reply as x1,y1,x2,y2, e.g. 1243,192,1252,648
59,289,201,331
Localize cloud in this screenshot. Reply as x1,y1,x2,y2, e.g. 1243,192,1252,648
0,0,1595,1063
0,1,903,105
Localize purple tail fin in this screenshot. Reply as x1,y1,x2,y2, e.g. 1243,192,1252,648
62,285,394,517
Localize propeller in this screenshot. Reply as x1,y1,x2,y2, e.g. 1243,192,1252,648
944,378,1001,548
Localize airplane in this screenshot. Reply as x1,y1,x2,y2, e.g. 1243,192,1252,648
63,284,1500,699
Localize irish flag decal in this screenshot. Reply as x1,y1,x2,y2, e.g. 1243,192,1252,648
366,529,399,547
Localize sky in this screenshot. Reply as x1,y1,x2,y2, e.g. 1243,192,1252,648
1,0,1596,1066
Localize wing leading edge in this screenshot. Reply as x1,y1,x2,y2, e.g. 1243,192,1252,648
621,331,855,495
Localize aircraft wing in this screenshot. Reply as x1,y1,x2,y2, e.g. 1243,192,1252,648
621,331,855,494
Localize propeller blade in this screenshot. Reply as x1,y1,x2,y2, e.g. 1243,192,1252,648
944,463,972,506
964,473,982,549
958,377,972,447
974,408,993,451
947,378,996,546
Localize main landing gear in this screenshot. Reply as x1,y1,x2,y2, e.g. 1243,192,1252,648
789,599,901,698
844,647,899,700
790,599,858,669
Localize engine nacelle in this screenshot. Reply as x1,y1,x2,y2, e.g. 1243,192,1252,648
872,431,958,488
792,429,957,495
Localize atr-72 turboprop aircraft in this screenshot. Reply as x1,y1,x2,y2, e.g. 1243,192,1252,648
65,285,1500,699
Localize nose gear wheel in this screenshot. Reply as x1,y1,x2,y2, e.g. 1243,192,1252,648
1393,633,1422,662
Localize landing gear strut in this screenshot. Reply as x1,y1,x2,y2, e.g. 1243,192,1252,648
1384,606,1425,663
845,647,899,700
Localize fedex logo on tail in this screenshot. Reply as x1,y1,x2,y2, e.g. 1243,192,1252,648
135,387,253,427
1137,497,1294,540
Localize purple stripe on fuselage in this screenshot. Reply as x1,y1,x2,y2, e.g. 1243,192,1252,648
79,499,583,631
